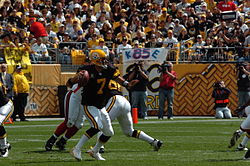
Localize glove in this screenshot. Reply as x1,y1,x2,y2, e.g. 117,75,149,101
66,119,75,128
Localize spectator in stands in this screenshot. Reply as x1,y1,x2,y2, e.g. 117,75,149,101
163,30,178,60
191,35,206,61
186,16,199,38
0,33,15,49
59,46,71,64
173,19,185,38
87,33,99,49
132,30,146,46
46,23,59,48
217,0,237,12
29,17,48,44
111,2,122,22
69,21,84,42
30,37,51,63
95,38,110,59
177,0,190,10
145,34,163,48
94,0,111,15
116,37,132,60
1,0,13,15
57,24,66,42
116,25,132,44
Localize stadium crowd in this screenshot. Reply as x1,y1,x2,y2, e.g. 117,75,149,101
0,0,249,63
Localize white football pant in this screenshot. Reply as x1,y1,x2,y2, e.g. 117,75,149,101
0,101,14,125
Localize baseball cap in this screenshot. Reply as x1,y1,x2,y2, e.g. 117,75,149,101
162,7,167,12
134,40,139,45
74,4,81,8
38,18,45,22
99,38,104,42
197,35,202,38
82,3,88,7
59,24,65,27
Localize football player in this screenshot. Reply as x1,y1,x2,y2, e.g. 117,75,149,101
44,82,85,151
0,80,13,157
88,79,163,160
229,99,250,159
70,50,137,161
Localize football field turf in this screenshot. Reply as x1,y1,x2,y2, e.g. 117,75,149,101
2,117,250,166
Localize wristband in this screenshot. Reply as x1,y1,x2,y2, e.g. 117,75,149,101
122,81,129,87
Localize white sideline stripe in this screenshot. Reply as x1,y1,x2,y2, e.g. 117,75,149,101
5,118,243,128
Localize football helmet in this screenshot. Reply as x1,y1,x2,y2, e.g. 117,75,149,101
89,49,108,68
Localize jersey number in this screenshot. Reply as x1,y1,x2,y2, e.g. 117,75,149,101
97,78,106,94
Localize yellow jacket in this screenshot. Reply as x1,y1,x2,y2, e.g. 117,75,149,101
13,72,30,94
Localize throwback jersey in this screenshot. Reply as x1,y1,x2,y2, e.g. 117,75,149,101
79,64,120,109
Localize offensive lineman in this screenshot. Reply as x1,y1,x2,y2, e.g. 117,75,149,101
0,80,13,157
88,79,163,160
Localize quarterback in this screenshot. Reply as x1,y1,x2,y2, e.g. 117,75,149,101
70,50,137,161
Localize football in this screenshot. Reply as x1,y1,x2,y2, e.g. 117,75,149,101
78,70,89,86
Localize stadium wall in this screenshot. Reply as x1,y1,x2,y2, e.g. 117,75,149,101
24,63,238,117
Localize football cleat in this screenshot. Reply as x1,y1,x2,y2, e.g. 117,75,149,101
99,147,105,153
55,137,67,151
236,144,248,151
87,149,105,161
0,148,9,158
244,149,250,160
45,136,57,151
228,130,241,148
152,139,163,151
70,147,82,161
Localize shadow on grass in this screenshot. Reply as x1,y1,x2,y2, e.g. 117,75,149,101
14,159,94,165
23,150,70,154
207,158,244,162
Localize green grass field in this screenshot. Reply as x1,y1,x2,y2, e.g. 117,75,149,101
1,118,250,166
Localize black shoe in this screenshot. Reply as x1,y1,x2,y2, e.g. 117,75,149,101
20,119,29,121
244,149,250,159
45,135,57,151
99,147,105,153
152,139,163,151
0,148,8,157
55,137,67,151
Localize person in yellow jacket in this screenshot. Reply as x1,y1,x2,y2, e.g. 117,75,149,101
12,65,30,122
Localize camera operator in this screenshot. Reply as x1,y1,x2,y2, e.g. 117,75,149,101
236,62,250,117
158,61,177,120
212,81,232,119
127,61,149,119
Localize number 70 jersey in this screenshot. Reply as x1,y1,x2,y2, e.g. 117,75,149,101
79,64,120,109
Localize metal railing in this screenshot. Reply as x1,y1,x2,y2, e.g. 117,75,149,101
1,42,249,69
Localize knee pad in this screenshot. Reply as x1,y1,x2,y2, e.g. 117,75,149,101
132,130,141,138
85,127,100,138
0,126,6,138
99,134,111,143
246,132,250,138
